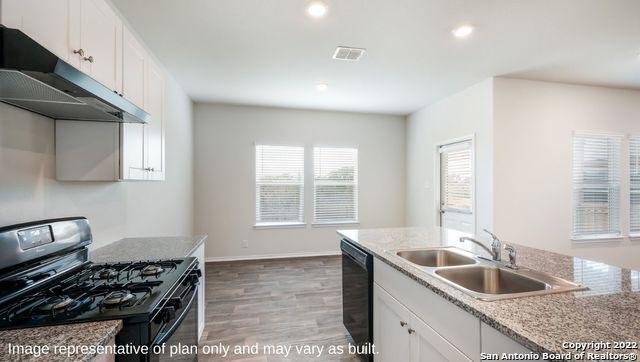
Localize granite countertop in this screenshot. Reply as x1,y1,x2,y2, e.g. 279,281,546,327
0,320,122,361
338,227,640,356
90,235,207,263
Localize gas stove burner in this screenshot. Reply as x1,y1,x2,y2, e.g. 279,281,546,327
36,296,75,312
102,291,136,308
140,264,164,277
96,268,119,280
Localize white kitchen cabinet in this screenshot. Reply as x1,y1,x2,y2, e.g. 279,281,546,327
78,0,122,93
120,123,146,180
1,0,122,92
374,284,470,362
480,322,533,361
144,59,165,181
410,312,471,362
374,259,480,359
374,284,411,362
190,241,206,340
0,0,77,66
122,26,147,110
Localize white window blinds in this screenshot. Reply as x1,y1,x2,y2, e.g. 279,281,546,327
255,145,304,225
314,147,358,223
440,141,473,212
630,136,640,235
572,133,622,239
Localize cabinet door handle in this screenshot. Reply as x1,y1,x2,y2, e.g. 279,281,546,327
399,321,407,327
407,328,415,334
83,55,94,63
73,48,85,56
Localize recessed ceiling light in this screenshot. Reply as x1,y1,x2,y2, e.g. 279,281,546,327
452,25,474,38
316,83,328,91
307,1,328,18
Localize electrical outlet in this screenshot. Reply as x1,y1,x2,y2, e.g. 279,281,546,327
241,239,249,248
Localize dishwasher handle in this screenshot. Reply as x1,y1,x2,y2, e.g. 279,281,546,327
341,239,370,269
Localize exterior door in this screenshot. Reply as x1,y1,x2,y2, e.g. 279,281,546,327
439,139,474,233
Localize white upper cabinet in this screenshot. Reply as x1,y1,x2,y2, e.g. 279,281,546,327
120,123,146,180
0,0,75,65
78,0,122,92
1,0,123,92
122,26,147,110
144,59,165,180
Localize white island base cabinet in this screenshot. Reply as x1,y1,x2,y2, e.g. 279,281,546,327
373,258,532,362
374,284,470,361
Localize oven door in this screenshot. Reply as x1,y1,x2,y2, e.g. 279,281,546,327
150,284,198,361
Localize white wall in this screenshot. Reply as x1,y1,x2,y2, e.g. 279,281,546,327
194,103,406,260
0,72,194,250
406,79,494,233
493,78,640,269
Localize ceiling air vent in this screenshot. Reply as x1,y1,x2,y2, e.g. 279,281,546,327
332,46,366,61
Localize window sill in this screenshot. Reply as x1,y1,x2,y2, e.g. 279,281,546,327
571,234,624,243
253,222,306,230
312,221,360,228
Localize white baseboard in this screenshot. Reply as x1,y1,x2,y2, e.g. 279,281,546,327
205,250,341,263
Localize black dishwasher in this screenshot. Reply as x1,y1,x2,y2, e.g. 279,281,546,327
341,238,373,360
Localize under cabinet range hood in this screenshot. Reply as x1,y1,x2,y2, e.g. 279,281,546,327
0,27,149,123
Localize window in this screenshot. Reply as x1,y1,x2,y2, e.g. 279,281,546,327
630,136,640,235
313,147,358,224
572,133,622,239
255,145,305,226
440,141,473,213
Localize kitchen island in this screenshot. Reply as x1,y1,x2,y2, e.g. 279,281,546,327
339,227,640,361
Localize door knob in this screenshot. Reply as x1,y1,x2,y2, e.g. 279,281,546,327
83,56,94,63
400,321,407,327
73,48,85,56
407,328,415,334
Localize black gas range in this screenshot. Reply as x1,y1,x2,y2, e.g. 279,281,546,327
0,217,201,361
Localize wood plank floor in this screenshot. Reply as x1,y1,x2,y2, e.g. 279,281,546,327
199,256,361,361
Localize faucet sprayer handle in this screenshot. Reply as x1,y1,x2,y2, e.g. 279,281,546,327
483,229,500,242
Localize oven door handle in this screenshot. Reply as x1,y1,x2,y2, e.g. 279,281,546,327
152,285,197,347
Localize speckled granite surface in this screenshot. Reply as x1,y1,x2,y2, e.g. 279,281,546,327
338,227,640,356
0,320,122,361
90,235,207,263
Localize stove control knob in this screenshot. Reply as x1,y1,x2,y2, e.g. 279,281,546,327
155,306,175,324
168,297,183,310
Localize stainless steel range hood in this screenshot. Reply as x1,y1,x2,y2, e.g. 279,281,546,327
0,26,149,123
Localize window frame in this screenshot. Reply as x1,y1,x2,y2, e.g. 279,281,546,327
253,143,307,229
570,132,623,242
312,145,360,226
434,135,476,232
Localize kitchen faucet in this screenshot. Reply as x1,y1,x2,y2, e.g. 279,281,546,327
459,229,502,262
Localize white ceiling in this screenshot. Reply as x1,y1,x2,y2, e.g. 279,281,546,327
112,0,640,115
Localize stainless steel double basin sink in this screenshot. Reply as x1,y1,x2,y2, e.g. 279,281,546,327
393,248,585,301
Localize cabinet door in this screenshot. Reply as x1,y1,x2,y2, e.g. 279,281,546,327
480,322,532,361
1,0,73,62
144,59,165,180
410,315,472,362
122,26,146,109
373,284,411,362
79,0,122,92
120,123,146,180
